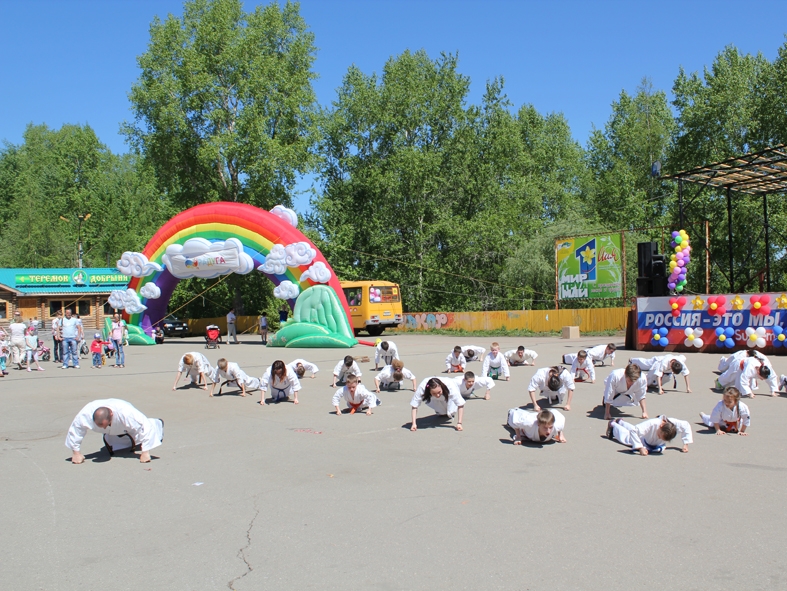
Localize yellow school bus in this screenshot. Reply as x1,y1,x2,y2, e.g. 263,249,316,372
340,280,403,336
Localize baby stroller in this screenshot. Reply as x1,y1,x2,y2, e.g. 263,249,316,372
205,325,222,349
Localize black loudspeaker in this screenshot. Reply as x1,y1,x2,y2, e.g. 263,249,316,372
637,276,669,297
652,254,666,278
637,242,658,277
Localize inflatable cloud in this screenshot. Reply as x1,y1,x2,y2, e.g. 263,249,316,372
258,244,287,275
301,261,332,284
273,280,300,300
140,282,161,300
270,205,298,228
285,242,317,267
117,252,162,278
108,289,147,314
162,237,254,279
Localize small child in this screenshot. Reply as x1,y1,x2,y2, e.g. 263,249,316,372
0,328,9,376
568,350,595,383
259,312,268,344
454,371,495,400
89,332,108,369
607,415,692,454
482,342,510,381
528,366,575,411
629,354,691,394
210,358,261,397
375,359,416,392
564,343,616,367
508,408,566,444
603,364,648,421
717,356,771,397
504,346,538,366
25,327,45,372
700,386,750,436
332,374,379,415
460,345,485,362
332,355,363,387
374,340,399,370
172,352,215,390
287,358,319,379
261,360,302,404
445,346,467,373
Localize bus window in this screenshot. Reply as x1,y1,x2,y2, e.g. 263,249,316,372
369,286,400,303
343,288,362,307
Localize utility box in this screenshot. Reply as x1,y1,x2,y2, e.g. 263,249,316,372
562,326,580,339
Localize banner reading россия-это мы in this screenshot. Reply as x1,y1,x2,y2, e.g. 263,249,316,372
636,293,787,352
556,234,623,299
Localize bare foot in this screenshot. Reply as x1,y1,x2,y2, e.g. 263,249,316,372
139,451,151,463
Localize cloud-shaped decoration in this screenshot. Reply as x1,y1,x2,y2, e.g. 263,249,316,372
271,205,298,228
273,280,300,300
108,289,147,314
300,261,332,284
258,244,287,275
117,252,162,278
285,242,317,267
683,327,704,348
162,237,254,279
745,327,767,348
140,283,161,300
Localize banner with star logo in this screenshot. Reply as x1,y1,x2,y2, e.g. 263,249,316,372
555,234,623,299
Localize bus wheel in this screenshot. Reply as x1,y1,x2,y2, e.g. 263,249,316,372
367,326,384,337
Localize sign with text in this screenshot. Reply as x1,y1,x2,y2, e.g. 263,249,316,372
14,271,129,287
636,293,787,352
556,234,622,299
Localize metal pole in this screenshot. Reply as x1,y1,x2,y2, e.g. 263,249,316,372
764,193,771,292
727,188,734,292
678,179,684,228
621,231,627,303
554,240,559,310
77,219,83,269
705,219,710,294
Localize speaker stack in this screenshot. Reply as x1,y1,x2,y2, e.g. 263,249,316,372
636,242,668,297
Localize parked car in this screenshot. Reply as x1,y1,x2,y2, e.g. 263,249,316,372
162,316,190,337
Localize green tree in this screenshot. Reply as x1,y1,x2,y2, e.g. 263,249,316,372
123,0,319,209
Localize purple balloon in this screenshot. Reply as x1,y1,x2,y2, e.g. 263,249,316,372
684,256,691,264
676,251,684,260
672,231,680,238
668,282,677,290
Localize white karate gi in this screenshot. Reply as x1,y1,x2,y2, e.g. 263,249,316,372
610,415,692,452
287,358,319,377
570,357,596,382
445,352,467,372
460,345,485,362
718,357,762,397
178,352,214,384
507,408,565,442
261,366,302,401
504,348,538,365
212,362,261,391
333,359,363,382
528,367,575,404
482,351,510,379
718,351,778,393
630,354,689,387
411,377,465,417
332,384,379,410
377,364,415,388
603,369,647,407
587,344,615,365
701,400,751,431
374,341,399,367
453,375,496,399
65,399,163,453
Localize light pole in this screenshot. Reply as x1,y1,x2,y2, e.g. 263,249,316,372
59,213,92,268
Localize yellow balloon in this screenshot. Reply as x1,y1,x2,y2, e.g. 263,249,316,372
670,254,677,261
779,334,785,341
719,334,726,341
669,261,677,269
675,245,682,253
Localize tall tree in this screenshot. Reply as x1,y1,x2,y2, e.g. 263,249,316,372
123,0,319,209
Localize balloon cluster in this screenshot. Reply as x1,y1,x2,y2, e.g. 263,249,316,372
715,327,735,348
651,327,669,347
369,287,382,303
774,326,786,348
668,230,691,292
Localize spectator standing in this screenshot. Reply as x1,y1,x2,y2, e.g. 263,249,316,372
60,309,82,369
226,308,238,344
51,310,63,364
8,311,27,370
110,313,126,368
279,303,289,325
259,312,268,344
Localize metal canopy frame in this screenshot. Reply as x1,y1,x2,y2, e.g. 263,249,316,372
666,144,787,292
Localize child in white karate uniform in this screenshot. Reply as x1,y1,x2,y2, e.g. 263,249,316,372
718,350,779,395
460,345,485,362
375,359,416,392
629,354,691,394
603,364,648,420
288,358,319,379
700,387,750,436
261,360,302,405
505,346,538,366
528,366,575,411
172,352,214,390
482,342,510,380
210,358,260,397
410,377,465,432
564,343,616,367
569,350,595,383
332,374,379,415
607,415,692,454
445,346,467,373
453,371,495,400
332,355,363,387
508,408,566,444
374,341,399,370
717,356,772,397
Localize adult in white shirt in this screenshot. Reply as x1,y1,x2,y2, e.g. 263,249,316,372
410,377,465,431
59,309,82,369
505,346,538,366
210,358,261,396
603,364,648,420
375,359,416,392
332,374,379,415
607,415,692,455
226,308,238,344
374,340,399,370
507,408,566,444
528,366,575,411
453,371,495,400
172,352,214,390
65,399,163,464
8,311,27,369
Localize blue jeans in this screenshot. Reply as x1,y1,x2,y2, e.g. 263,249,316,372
112,339,124,366
93,352,102,367
62,338,78,367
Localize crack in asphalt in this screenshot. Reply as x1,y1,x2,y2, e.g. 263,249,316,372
227,501,260,591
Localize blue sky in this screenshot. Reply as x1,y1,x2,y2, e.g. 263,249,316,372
1,0,786,212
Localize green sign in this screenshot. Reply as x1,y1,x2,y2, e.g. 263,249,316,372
14,271,129,287
15,274,71,285
555,234,623,299
87,273,129,285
